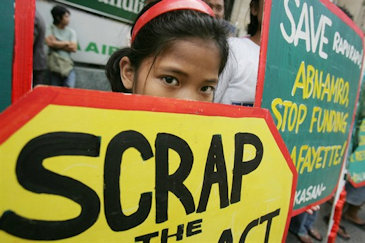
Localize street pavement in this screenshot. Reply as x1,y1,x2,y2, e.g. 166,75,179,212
286,202,365,242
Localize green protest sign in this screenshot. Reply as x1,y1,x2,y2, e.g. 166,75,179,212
348,118,365,187
0,0,14,112
56,0,144,23
255,0,364,213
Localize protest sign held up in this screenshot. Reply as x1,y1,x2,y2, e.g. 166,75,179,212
0,87,296,242
348,119,365,187
256,0,364,213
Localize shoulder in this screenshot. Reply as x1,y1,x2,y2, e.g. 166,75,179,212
65,27,77,39
65,27,76,34
47,24,54,30
228,37,258,49
228,37,248,53
45,24,54,36
228,37,260,59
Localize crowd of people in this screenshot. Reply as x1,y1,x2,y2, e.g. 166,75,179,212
32,0,364,242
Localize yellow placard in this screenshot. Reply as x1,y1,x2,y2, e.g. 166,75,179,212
0,88,295,242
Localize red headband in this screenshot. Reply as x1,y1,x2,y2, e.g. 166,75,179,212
131,0,215,43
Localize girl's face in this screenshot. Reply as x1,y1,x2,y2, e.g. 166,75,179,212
120,38,221,102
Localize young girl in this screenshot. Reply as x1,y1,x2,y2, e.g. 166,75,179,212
106,0,229,102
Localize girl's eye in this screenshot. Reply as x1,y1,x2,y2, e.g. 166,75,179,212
161,76,179,86
201,86,215,94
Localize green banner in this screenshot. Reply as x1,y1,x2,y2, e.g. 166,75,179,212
56,0,144,23
348,119,365,186
257,0,364,211
0,1,14,112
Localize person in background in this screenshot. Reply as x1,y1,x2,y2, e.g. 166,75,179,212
203,0,224,19
33,10,47,87
343,73,365,229
106,0,229,102
203,0,236,36
289,206,323,243
45,5,77,88
213,0,262,106
343,183,365,226
337,72,365,240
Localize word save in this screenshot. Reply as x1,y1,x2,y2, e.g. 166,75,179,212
280,0,332,59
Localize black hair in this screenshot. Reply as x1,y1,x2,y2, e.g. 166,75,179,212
338,6,353,20
51,5,70,25
247,0,259,36
106,0,229,92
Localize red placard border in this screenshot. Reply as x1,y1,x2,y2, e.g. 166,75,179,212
12,0,35,103
348,174,365,188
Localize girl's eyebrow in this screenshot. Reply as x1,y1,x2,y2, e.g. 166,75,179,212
158,66,189,78
158,67,219,83
205,79,219,84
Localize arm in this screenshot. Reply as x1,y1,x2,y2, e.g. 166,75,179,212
65,29,78,53
45,35,76,52
63,42,77,52
45,34,70,50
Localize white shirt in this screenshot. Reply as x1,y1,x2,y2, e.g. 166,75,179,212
214,37,260,106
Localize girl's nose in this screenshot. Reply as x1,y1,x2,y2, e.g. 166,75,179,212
175,88,201,102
